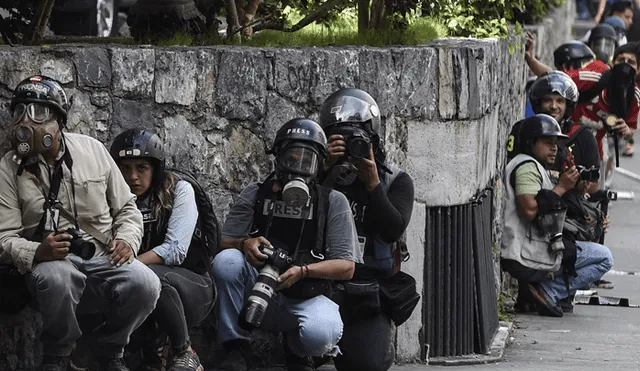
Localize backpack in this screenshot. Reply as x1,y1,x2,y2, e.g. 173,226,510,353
563,190,606,243
169,169,222,273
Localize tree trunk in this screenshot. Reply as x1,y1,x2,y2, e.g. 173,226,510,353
241,0,261,38
225,0,241,41
27,0,55,44
369,0,385,29
358,0,369,33
127,0,206,43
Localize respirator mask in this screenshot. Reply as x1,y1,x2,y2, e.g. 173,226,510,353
10,103,58,158
277,144,320,208
326,126,373,186
591,38,616,65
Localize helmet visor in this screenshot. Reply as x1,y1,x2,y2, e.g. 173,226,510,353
12,103,52,124
280,146,319,176
591,39,616,63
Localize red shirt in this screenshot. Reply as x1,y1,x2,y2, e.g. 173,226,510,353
567,60,640,159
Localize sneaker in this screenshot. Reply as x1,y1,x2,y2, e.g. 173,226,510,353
592,279,614,289
38,355,69,371
623,142,634,157
98,357,130,371
168,348,203,371
528,283,563,317
558,296,574,313
284,341,315,371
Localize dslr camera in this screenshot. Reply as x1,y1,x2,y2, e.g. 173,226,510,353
55,228,95,260
345,131,371,159
576,165,600,182
242,244,293,328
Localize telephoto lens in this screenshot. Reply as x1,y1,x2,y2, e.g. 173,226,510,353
243,244,293,327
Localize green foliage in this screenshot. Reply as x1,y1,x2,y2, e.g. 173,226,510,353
423,0,566,38
498,292,514,322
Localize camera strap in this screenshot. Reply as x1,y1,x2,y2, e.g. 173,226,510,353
33,150,74,241
56,205,111,246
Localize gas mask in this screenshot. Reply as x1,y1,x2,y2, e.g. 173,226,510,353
276,145,320,208
10,103,58,158
535,190,568,255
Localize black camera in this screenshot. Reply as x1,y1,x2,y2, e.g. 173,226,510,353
577,165,600,182
56,228,95,260
346,132,371,159
242,244,293,328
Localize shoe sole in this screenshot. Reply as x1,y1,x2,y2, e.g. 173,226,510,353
528,284,563,317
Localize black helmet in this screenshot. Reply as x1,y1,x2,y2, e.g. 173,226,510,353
588,24,618,64
319,88,383,160
529,71,579,121
11,75,70,125
270,118,328,156
518,113,568,144
553,41,595,70
110,129,166,186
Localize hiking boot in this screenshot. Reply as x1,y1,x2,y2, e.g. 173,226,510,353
98,357,130,371
168,348,203,371
284,342,315,371
38,355,69,371
528,283,563,318
558,296,574,314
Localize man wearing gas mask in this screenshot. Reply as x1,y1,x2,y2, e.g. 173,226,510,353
210,118,358,371
502,114,612,318
0,76,161,371
507,73,614,313
316,88,416,371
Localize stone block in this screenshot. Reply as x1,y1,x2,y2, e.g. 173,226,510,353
396,202,426,363
406,119,484,206
0,308,43,371
390,47,438,120
40,56,75,85
155,50,198,106
66,89,110,142
307,48,359,107
162,115,210,173
195,49,219,108
215,48,270,121
110,99,159,139
111,48,155,99
273,49,314,104
221,125,271,193
74,48,112,88
264,92,305,145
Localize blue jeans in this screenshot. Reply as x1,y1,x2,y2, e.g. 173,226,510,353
539,241,613,302
26,256,161,358
211,249,343,357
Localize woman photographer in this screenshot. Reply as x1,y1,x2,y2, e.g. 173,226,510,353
318,88,417,371
110,129,215,371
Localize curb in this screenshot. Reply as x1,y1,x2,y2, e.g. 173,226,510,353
427,321,512,366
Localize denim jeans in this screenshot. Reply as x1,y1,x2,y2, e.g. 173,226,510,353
211,249,343,358
26,255,161,358
540,241,613,303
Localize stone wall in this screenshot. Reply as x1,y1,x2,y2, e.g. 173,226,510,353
0,37,528,368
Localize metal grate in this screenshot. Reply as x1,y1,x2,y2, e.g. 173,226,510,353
423,186,499,359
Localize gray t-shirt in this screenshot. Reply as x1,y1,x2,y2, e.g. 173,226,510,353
222,183,361,263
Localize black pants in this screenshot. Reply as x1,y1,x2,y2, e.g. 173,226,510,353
133,264,215,355
334,312,395,371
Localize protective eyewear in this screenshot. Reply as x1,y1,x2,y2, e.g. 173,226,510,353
11,103,53,124
280,146,319,176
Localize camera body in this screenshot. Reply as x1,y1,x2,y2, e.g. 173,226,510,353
55,228,95,260
242,244,293,328
576,165,600,182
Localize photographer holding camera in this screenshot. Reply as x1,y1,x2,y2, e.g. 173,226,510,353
502,114,612,318
318,88,417,371
211,118,358,371
0,76,161,371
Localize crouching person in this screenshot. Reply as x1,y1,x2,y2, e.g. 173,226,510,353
211,118,358,371
110,129,217,371
502,114,612,317
0,76,161,371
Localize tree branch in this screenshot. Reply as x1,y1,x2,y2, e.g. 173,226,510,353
253,0,347,33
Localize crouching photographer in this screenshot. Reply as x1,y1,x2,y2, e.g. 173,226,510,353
318,88,420,371
502,114,612,318
210,118,358,371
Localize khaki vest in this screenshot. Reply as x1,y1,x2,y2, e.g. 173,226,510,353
501,154,562,272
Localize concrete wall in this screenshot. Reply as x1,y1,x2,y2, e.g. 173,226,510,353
0,35,530,367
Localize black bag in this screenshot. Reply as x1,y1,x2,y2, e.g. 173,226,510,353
563,191,605,243
0,264,31,314
378,271,420,326
331,280,381,326
168,169,222,275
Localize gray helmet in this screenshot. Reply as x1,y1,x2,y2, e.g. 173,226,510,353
110,129,166,186
270,118,328,156
11,75,70,125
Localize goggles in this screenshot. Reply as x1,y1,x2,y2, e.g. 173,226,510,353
11,103,53,125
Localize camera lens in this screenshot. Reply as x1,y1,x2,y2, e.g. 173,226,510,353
349,137,370,159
